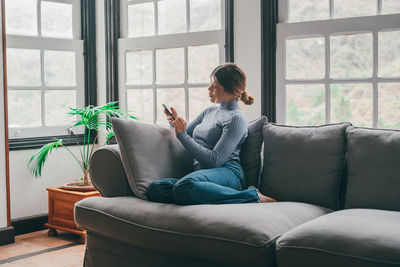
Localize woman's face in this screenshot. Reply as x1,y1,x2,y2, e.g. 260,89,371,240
208,77,235,103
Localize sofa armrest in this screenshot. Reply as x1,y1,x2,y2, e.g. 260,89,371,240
89,145,133,197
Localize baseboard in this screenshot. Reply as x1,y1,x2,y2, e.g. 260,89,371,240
11,214,48,236
0,226,15,246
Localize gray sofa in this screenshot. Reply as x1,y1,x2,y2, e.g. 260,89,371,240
74,117,400,267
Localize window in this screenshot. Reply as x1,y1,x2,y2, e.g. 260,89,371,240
276,0,400,128
5,0,85,139
119,0,225,124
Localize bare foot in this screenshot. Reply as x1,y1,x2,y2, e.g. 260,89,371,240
257,191,277,203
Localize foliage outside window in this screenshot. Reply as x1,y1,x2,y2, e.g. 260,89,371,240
277,0,400,129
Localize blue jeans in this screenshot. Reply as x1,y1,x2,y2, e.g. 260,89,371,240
146,161,259,205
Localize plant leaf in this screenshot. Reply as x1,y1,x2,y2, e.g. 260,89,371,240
27,139,63,177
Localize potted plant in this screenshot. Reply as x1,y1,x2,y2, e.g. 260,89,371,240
28,101,135,191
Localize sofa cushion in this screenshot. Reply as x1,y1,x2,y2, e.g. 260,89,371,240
276,209,400,267
112,118,194,199
345,126,400,211
75,197,331,267
260,123,350,210
240,116,267,188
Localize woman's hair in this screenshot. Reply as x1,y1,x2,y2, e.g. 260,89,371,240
210,63,254,105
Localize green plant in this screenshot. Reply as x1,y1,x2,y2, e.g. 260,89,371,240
28,102,136,186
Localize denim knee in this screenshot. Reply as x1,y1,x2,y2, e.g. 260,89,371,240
172,178,196,205
146,182,160,201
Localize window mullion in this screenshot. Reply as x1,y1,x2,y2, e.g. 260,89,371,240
325,35,330,124
154,0,158,35
152,48,157,124
40,50,45,127
378,0,382,15
373,31,378,128
329,0,334,19
38,0,42,36
186,0,190,32
184,46,189,121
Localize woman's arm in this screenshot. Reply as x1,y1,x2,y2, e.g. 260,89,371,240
177,114,247,168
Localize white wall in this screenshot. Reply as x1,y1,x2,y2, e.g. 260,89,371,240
0,7,8,227
234,0,262,121
10,147,83,219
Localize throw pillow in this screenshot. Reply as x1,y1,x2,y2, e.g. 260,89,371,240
345,126,400,211
112,118,194,199
260,123,351,210
240,116,267,188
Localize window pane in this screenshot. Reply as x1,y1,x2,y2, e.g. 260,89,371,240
126,50,153,85
188,44,219,83
286,37,325,80
190,0,221,31
44,50,76,86
156,48,184,84
289,0,329,22
330,33,372,79
331,83,372,127
286,84,325,126
128,2,155,37
7,48,41,86
127,89,154,123
378,83,400,129
334,0,377,18
158,0,186,35
45,90,76,126
8,90,41,127
188,87,215,121
41,1,73,38
382,0,400,14
379,31,400,78
5,0,37,36
156,88,185,123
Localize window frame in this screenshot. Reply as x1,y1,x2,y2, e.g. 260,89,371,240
275,0,400,127
7,0,97,150
113,0,232,124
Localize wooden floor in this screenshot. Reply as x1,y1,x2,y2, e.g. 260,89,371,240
0,230,85,266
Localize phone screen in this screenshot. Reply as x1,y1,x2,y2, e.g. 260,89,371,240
162,104,175,120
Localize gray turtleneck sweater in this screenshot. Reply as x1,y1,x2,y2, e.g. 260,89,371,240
177,100,248,170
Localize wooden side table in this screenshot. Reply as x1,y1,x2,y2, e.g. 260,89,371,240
45,187,101,243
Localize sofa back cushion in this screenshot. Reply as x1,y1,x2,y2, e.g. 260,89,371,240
345,126,400,211
240,116,267,188
112,118,194,199
260,123,350,210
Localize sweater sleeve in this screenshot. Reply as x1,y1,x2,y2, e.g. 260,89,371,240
177,114,247,168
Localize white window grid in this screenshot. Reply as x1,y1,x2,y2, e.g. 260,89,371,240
276,0,400,127
119,0,225,124
6,0,84,139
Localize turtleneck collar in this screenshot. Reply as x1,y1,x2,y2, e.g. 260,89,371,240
219,99,239,110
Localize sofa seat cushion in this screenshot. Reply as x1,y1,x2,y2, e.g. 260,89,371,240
276,209,400,267
75,197,331,267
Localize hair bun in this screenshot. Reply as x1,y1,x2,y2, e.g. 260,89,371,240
240,91,254,105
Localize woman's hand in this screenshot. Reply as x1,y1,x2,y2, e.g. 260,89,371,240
164,106,178,124
172,117,187,135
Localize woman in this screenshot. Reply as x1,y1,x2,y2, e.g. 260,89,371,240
146,63,276,205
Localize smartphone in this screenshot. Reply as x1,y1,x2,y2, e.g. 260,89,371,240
162,104,175,120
